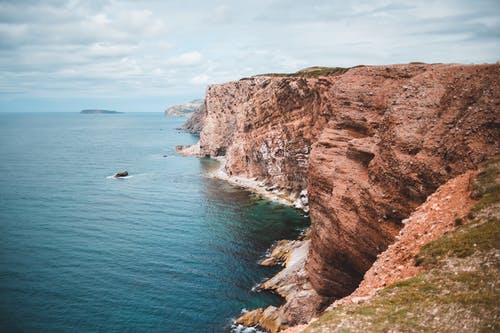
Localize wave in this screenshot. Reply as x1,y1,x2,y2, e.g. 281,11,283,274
231,323,267,333
229,308,268,333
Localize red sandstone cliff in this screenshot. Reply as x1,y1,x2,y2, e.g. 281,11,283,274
307,64,499,299
183,63,500,328
199,75,335,195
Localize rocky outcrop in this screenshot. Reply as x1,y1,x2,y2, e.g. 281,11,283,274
236,238,330,332
181,101,206,134
188,63,500,327
114,170,128,178
259,239,329,326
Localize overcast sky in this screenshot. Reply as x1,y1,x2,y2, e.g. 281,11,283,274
0,0,499,112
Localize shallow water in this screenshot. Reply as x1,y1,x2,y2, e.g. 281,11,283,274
0,112,309,333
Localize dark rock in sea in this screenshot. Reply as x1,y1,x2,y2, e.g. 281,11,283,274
114,170,128,178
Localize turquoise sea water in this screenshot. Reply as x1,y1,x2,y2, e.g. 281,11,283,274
0,113,309,333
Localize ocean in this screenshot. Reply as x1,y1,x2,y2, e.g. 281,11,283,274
0,112,309,333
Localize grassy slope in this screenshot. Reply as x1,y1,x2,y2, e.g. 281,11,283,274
304,157,500,333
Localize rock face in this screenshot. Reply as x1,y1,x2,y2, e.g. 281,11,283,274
306,64,499,298
300,159,500,332
181,101,206,135
192,63,500,325
199,75,338,199
332,170,478,307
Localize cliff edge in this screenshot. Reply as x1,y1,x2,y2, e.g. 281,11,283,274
181,63,499,330
301,157,499,332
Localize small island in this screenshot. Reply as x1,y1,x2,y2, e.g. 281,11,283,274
80,109,123,114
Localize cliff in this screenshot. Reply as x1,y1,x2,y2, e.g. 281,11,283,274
181,101,206,135
301,157,499,332
306,63,498,299
181,63,500,330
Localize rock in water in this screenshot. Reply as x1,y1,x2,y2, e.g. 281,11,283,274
114,170,128,178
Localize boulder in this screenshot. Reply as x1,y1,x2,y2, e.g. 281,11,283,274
114,170,128,178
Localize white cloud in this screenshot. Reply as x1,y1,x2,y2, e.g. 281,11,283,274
90,13,111,25
167,51,203,66
0,0,499,111
190,74,209,85
88,43,137,57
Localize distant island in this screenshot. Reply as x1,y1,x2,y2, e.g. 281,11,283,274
164,99,203,117
80,109,123,114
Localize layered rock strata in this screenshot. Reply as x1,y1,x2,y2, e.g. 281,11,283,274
198,75,339,199
329,170,478,308
182,63,500,327
306,64,499,298
292,158,500,332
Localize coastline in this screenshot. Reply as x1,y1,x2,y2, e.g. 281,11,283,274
204,156,309,214
174,62,500,332
176,148,316,332
201,157,320,332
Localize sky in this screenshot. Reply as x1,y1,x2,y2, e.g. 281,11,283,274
0,0,499,112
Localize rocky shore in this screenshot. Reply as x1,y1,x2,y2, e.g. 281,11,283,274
209,157,310,213
178,63,499,332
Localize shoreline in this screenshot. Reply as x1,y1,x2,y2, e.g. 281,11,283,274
177,148,314,331
205,158,317,332
204,156,309,214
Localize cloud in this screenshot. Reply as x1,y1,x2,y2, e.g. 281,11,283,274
0,0,499,111
167,51,203,66
190,74,209,85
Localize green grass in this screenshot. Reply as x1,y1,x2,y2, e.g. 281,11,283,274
306,249,499,332
414,218,500,267
471,157,500,212
414,156,500,267
256,66,350,78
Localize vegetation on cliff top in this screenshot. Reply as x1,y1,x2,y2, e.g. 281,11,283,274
304,157,500,333
253,66,352,78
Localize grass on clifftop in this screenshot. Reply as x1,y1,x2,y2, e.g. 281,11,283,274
306,248,499,332
304,157,500,333
255,66,351,78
